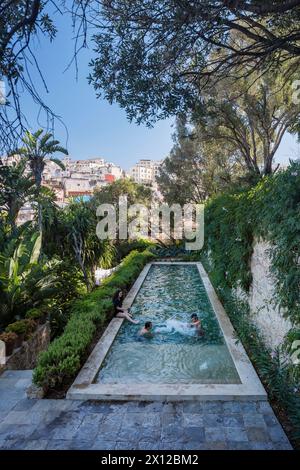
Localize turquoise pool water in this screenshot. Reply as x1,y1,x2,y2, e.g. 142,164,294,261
96,264,240,384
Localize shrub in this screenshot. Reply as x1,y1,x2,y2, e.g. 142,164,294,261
6,320,27,335
6,318,37,339
33,249,155,390
25,308,43,321
0,332,18,344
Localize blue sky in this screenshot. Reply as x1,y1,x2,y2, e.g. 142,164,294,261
20,10,299,171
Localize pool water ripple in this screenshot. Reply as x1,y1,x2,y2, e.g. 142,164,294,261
96,265,240,384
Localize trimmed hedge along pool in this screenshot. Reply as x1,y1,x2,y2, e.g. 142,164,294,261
96,264,241,384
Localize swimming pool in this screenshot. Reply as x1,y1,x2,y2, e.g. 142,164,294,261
96,264,240,384
67,262,266,401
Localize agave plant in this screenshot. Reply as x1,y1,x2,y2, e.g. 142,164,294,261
0,231,59,328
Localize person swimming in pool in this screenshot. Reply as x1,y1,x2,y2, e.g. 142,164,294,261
139,321,154,338
190,314,204,336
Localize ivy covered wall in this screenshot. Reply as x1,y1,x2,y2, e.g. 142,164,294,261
203,161,300,374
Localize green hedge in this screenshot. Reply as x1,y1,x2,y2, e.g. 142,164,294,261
33,249,155,389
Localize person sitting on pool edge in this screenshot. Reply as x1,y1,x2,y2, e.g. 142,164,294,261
190,314,204,336
112,290,139,324
139,321,153,337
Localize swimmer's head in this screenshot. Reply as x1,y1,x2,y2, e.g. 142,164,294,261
145,321,152,330
191,314,199,322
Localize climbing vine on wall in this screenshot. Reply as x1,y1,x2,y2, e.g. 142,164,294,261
203,161,300,375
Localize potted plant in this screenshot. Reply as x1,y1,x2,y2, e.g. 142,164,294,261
0,332,18,356
6,320,27,347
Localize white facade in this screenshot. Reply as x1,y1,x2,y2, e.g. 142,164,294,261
129,159,162,186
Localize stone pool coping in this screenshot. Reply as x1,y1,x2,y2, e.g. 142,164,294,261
67,262,267,401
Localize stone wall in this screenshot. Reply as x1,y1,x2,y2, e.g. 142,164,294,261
243,239,292,351
0,322,50,374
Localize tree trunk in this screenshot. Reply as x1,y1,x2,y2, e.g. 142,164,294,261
263,154,273,175
72,232,91,291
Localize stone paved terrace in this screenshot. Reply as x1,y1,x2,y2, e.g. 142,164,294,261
0,371,292,450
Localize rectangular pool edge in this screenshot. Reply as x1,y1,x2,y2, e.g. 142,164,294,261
67,262,267,401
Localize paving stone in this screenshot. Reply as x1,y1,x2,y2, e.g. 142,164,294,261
12,398,37,411
223,415,244,427
138,440,162,450
29,422,57,440
0,378,21,389
92,439,116,450
162,402,183,414
126,401,145,413
183,426,205,443
258,401,273,414
267,425,290,443
0,390,26,401
142,412,161,428
161,412,182,427
1,410,36,425
263,413,280,427
205,426,226,442
227,441,251,450
224,427,248,442
49,412,84,440
250,441,275,450
0,386,293,451
162,441,185,450
46,440,74,450
205,442,228,450
117,425,140,442
1,370,33,379
240,402,258,414
203,413,223,426
115,441,138,450
15,378,32,389
183,413,204,427
182,442,208,450
80,402,110,416
0,439,7,449
222,402,241,414
0,423,37,440
108,403,129,414
0,399,19,411
182,402,203,414
243,413,266,428
0,410,10,422
0,438,21,449
246,426,269,442
121,411,146,427
139,425,161,440
142,402,164,413
23,439,49,450
70,438,95,450
98,414,122,438
272,441,293,450
161,424,183,441
75,413,104,441
202,402,223,413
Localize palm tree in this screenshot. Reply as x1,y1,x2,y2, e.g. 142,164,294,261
14,129,68,232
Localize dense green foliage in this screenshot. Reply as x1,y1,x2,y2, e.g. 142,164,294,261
157,116,247,204
33,249,155,390
0,231,58,328
90,1,300,126
202,162,300,384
